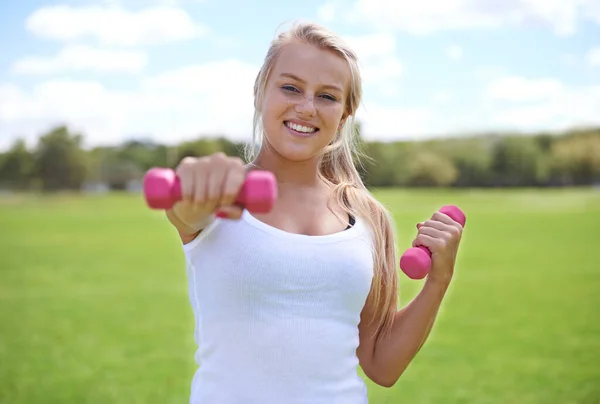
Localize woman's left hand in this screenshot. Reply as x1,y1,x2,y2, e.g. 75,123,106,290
413,211,464,285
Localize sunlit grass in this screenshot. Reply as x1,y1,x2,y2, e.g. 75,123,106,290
1,187,598,403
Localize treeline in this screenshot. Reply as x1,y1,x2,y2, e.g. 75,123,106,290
0,124,599,191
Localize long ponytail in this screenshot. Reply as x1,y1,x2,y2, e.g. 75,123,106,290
319,117,399,337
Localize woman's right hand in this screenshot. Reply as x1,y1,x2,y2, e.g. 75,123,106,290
167,152,248,234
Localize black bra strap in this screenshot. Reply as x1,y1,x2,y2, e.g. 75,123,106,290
345,214,355,230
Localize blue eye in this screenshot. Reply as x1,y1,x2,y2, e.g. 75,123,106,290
281,85,299,92
280,85,338,102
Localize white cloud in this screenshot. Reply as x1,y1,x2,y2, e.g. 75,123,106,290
317,1,338,22
445,45,463,60
357,75,600,141
143,59,257,93
104,0,206,6
3,48,598,152
25,4,206,46
481,75,600,132
357,102,435,139
586,47,600,67
149,0,205,5
0,59,259,151
4,71,598,150
487,86,600,132
11,45,147,75
326,0,599,36
0,84,27,123
359,58,404,97
484,76,565,103
432,91,452,105
343,33,403,96
0,52,432,150
474,66,510,82
343,33,396,62
0,80,136,149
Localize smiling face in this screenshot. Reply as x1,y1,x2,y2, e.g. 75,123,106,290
259,41,351,163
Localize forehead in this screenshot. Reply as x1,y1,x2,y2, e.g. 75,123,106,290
271,41,351,91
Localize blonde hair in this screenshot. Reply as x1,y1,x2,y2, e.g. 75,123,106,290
245,20,399,337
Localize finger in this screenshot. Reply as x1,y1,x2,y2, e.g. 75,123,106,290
418,226,447,240
429,214,463,239
206,165,228,211
432,211,463,227
421,219,448,232
192,159,208,205
412,234,443,251
220,160,246,207
175,159,195,203
179,174,194,204
439,217,464,241
215,205,244,220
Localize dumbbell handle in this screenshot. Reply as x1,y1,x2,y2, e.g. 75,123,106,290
399,205,466,280
142,167,277,213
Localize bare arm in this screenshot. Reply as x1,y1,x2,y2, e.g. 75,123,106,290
357,210,463,387
357,278,451,387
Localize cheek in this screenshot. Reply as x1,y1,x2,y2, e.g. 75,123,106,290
320,103,345,129
262,91,288,120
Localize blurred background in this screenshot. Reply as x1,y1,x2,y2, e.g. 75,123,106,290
1,1,599,403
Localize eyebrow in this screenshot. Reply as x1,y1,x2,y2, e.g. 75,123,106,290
279,72,343,93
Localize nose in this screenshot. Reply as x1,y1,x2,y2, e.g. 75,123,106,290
294,94,316,118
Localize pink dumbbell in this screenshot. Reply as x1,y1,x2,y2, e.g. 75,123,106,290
399,205,466,280
142,167,277,212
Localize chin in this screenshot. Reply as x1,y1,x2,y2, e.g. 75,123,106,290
270,143,320,163
260,126,323,163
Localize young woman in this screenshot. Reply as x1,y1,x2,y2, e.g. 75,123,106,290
165,20,464,404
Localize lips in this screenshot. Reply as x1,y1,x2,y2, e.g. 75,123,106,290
284,121,319,136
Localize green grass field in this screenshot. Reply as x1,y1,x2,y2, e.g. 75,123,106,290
1,187,599,403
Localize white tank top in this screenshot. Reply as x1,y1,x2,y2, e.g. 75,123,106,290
182,209,375,404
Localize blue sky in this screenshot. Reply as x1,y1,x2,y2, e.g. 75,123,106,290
1,0,599,151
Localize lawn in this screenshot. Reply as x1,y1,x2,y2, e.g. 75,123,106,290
1,187,598,403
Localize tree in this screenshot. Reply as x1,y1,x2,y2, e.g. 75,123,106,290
0,138,34,190
490,136,549,186
33,126,88,191
175,137,243,162
99,154,143,190
406,151,458,187
361,141,414,187
550,133,600,185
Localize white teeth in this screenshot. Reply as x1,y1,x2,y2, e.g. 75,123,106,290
286,122,316,133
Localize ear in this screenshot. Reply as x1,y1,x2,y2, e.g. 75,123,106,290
338,116,347,131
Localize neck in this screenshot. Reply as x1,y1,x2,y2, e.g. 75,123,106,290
251,148,323,188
